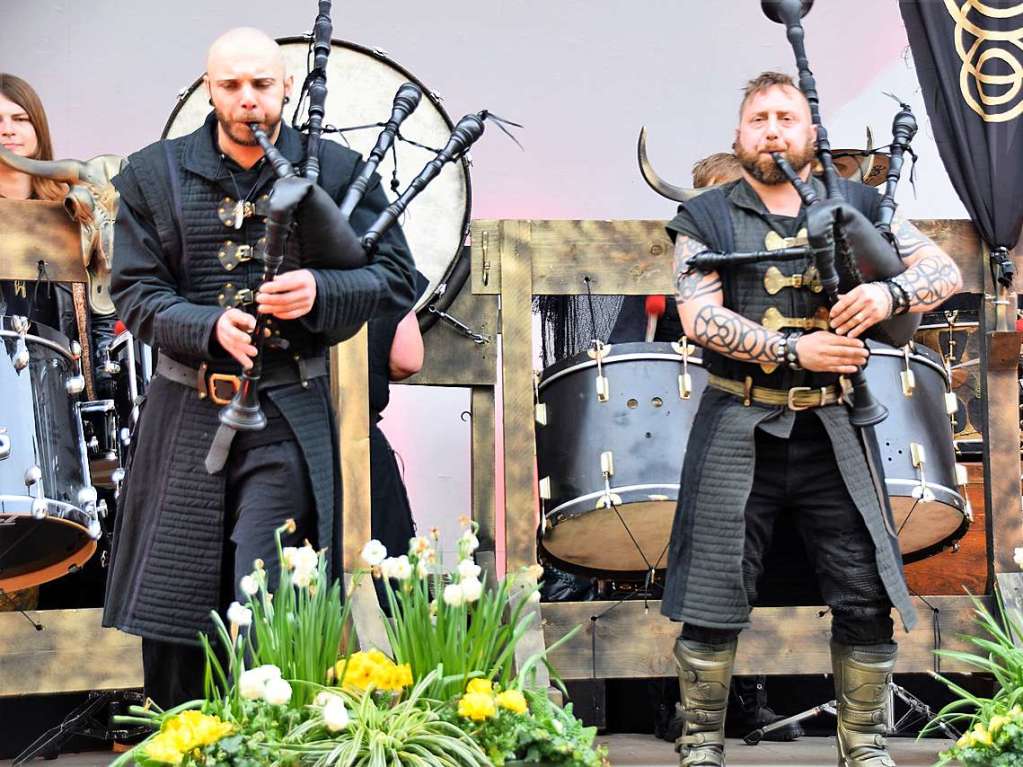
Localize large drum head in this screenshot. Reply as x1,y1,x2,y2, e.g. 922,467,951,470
163,38,471,317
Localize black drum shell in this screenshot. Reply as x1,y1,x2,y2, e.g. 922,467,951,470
535,342,707,576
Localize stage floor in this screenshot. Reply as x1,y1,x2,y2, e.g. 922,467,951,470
1,734,957,766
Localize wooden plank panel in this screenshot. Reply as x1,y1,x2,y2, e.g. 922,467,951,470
0,199,86,282
471,387,497,561
333,327,372,571
0,608,142,697
500,221,540,572
540,597,989,679
403,288,498,387
473,219,993,296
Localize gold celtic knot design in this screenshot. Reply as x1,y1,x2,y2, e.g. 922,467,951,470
944,0,1023,122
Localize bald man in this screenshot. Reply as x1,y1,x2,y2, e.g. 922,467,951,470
104,28,416,706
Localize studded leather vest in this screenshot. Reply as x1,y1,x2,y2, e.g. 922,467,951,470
165,138,319,371
669,178,880,389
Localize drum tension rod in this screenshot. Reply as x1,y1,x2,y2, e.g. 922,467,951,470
427,306,491,344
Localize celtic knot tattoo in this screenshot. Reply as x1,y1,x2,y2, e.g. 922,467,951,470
892,211,937,257
892,253,961,309
674,235,723,302
692,305,784,364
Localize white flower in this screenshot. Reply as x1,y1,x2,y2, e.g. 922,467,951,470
263,677,293,706
226,601,252,628
460,530,480,552
416,558,432,578
294,545,319,574
282,547,299,570
1015,547,1023,570
382,555,412,581
293,568,313,589
239,574,259,597
442,583,465,607
527,590,541,603
239,668,267,700
409,536,432,556
361,539,387,567
457,559,482,580
460,576,483,603
255,664,282,680
322,696,350,731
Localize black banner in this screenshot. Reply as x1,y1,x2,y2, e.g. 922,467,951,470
899,0,1023,275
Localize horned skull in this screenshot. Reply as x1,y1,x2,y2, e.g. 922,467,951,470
0,146,125,315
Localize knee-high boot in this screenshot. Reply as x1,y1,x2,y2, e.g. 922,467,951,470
674,636,737,766
831,641,897,767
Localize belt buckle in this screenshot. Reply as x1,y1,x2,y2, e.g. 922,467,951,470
208,373,241,405
786,386,813,411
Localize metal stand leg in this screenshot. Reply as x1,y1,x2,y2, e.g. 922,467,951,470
742,682,960,746
13,689,147,765
743,699,837,745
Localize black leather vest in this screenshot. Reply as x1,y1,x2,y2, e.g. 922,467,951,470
679,178,879,389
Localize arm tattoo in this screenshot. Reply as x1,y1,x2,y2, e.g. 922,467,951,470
673,235,722,303
891,211,937,257
692,304,784,364
892,252,962,310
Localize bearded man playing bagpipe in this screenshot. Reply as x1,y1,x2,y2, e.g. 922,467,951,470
661,71,962,767
102,27,416,709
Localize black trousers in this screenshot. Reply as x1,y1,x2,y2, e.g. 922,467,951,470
142,439,315,709
683,413,894,648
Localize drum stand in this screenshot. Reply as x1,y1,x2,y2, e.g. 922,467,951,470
13,689,147,765
741,682,959,745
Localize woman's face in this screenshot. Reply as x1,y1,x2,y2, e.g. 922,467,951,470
0,92,39,158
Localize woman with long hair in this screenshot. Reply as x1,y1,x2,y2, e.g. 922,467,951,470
0,73,66,202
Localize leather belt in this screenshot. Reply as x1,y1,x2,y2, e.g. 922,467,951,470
707,373,844,411
156,353,327,406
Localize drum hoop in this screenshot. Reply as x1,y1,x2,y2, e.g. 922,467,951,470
868,346,949,380
539,353,700,390
544,483,681,519
161,37,473,326
916,322,980,331
0,329,72,359
884,479,967,510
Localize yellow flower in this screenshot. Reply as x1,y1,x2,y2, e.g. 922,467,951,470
466,678,493,695
496,689,528,714
956,731,975,750
989,714,1010,736
972,723,993,747
336,651,413,692
144,732,185,765
458,691,497,721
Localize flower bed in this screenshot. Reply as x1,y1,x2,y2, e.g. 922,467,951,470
113,519,607,767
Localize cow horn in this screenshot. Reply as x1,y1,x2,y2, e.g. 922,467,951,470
637,127,702,203
0,146,84,183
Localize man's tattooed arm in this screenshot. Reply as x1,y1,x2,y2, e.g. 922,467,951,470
674,234,784,364
889,211,963,311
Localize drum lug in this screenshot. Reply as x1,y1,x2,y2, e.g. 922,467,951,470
535,403,548,426
31,497,48,520
538,476,551,500
910,443,936,503
66,374,86,396
588,340,612,402
13,349,30,371
944,391,958,417
595,375,609,402
595,452,623,509
0,430,9,460
901,347,916,396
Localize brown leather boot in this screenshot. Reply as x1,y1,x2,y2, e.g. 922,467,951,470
673,636,736,766
831,641,897,767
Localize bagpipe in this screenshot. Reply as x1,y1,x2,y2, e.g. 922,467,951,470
218,0,492,434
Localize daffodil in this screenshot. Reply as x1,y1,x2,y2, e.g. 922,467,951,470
466,678,493,695
496,689,528,714
458,691,496,721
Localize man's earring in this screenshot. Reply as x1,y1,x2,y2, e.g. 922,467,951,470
208,98,214,106
284,96,291,104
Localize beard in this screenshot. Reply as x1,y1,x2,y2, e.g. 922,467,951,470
214,102,284,147
734,135,817,186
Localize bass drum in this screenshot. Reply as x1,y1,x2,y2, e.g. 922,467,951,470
866,341,970,562
162,37,471,330
535,341,708,576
